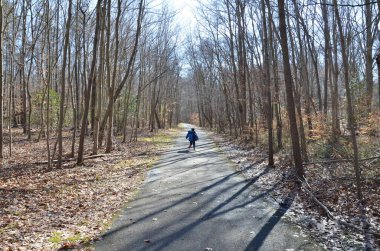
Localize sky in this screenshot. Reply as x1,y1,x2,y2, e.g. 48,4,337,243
163,0,199,75
167,0,199,32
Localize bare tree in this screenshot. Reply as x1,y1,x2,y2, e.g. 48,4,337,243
57,0,72,167
278,0,304,178
0,0,3,158
261,0,273,166
77,0,102,165
105,0,121,153
333,0,373,249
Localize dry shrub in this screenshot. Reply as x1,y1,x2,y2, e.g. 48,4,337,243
306,113,329,140
359,111,380,137
189,112,199,126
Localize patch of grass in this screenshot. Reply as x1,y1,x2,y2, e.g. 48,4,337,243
50,231,91,247
66,233,83,243
141,133,172,144
113,159,135,170
49,231,63,244
12,211,22,216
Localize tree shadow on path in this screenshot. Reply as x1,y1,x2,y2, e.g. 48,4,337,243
244,187,299,251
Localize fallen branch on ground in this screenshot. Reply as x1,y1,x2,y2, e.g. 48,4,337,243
298,176,380,238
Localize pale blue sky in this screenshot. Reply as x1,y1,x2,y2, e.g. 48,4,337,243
168,0,198,29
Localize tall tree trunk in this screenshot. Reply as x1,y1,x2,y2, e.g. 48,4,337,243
266,0,282,150
331,20,341,137
45,1,52,169
0,0,3,158
262,0,274,166
365,0,374,113
287,4,308,163
322,0,329,116
236,0,247,131
92,1,106,155
70,3,81,157
77,0,102,165
333,1,373,249
21,0,27,135
106,0,121,153
377,54,380,108
57,0,72,167
378,0,380,108
99,0,144,144
278,0,304,178
225,0,241,131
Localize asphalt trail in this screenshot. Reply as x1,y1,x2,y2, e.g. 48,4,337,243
95,128,321,251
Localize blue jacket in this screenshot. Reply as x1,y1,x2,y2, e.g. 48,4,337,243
186,131,198,142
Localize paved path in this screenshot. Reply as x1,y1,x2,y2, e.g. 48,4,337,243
95,128,321,251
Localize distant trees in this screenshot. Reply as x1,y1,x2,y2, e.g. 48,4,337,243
0,0,181,164
185,0,379,248
186,0,379,167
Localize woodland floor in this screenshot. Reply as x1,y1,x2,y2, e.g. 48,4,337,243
211,132,380,250
0,128,177,251
1,127,379,250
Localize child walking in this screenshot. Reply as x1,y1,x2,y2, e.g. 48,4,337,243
186,128,199,150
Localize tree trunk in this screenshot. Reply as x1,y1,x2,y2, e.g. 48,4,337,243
0,0,3,158
333,1,373,249
377,54,380,108
57,0,72,167
77,0,102,165
45,1,52,169
98,0,144,144
261,0,274,166
365,0,373,113
277,0,304,178
106,0,121,153
92,1,107,155
322,0,329,116
331,20,341,137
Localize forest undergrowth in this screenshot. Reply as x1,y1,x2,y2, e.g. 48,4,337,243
0,128,176,251
212,122,380,250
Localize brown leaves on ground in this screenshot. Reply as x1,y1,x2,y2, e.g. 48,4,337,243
0,128,176,251
212,133,380,250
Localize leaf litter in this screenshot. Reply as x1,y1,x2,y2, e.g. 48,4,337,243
211,132,380,251
0,128,176,250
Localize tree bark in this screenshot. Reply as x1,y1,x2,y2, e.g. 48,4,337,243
106,0,121,153
77,0,102,165
0,0,3,158
92,1,107,155
57,0,72,167
365,0,374,113
278,0,304,178
261,0,274,166
333,1,373,249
